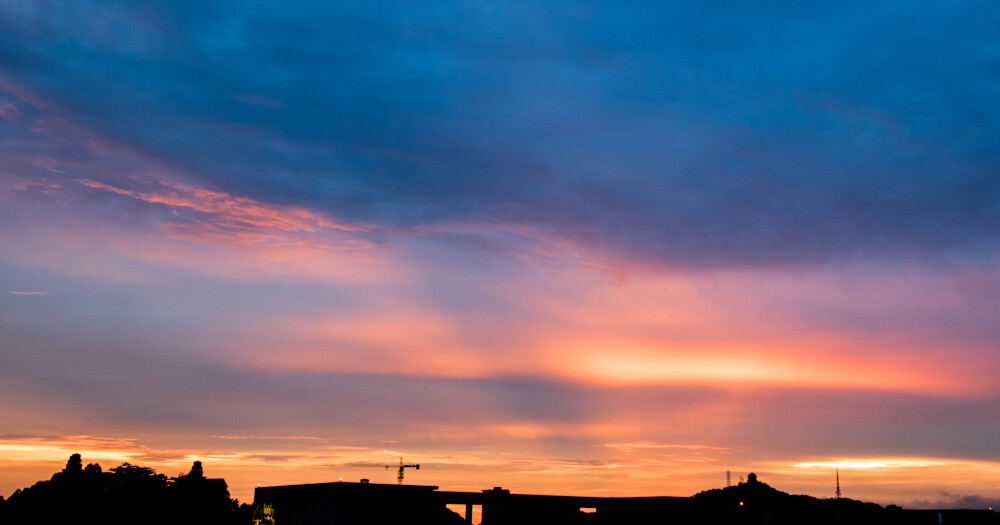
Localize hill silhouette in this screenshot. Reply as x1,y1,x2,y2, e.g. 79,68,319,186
690,472,887,524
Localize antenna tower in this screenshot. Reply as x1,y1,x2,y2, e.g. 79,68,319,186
835,466,841,499
726,470,731,487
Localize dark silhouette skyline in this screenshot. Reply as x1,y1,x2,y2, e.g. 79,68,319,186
2,455,997,524
252,469,999,525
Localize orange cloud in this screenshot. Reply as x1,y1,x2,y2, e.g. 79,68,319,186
234,273,989,397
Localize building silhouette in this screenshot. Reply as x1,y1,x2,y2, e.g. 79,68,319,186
252,472,1000,525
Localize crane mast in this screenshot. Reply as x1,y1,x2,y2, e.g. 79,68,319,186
387,457,419,484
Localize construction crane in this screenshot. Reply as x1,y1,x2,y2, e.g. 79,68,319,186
387,457,419,484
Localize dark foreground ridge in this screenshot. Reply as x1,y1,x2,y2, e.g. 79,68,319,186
2,455,996,524
254,471,999,525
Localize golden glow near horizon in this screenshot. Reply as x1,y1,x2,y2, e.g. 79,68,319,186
795,459,949,470
4,434,1000,507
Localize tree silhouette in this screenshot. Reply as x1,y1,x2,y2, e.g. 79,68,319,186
0,454,250,525
64,453,83,473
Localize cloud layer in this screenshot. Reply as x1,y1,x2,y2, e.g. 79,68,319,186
2,1,998,267
1,0,999,507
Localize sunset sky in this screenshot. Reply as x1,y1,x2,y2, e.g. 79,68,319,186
2,0,999,508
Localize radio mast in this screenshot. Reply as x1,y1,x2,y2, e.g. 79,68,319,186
835,466,841,499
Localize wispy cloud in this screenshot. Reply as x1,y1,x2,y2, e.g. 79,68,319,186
794,458,950,470
0,434,149,463
76,178,369,248
907,493,1000,510
210,435,329,442
604,442,730,452
0,434,140,450
0,102,20,120
8,290,46,295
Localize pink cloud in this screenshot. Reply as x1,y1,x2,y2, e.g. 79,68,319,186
76,177,366,238
228,260,999,398
0,102,21,120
